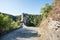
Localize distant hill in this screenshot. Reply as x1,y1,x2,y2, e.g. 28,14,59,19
0,12,21,21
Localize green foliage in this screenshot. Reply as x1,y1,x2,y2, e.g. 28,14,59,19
41,3,52,18
36,3,52,26
0,14,12,32
27,15,42,27
0,13,20,34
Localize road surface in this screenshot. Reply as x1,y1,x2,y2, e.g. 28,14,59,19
0,25,39,40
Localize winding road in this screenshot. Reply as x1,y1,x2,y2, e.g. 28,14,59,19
0,25,39,40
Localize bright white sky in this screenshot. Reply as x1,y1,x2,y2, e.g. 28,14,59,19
0,0,53,15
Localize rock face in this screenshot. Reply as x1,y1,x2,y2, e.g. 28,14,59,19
39,0,60,40
39,18,60,40
21,13,29,25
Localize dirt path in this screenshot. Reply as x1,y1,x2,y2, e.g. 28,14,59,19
0,26,39,40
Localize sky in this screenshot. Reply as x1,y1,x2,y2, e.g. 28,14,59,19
0,0,53,16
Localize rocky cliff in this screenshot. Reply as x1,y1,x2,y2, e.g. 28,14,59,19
39,8,60,40
39,0,60,40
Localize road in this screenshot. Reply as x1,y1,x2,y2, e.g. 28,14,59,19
0,25,39,40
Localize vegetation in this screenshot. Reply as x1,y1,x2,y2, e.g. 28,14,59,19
0,3,52,35
26,14,42,27
34,3,52,26
41,3,52,18
27,3,52,27
0,12,20,35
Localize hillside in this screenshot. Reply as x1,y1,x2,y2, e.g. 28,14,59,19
0,12,20,21
39,0,60,40
0,12,21,36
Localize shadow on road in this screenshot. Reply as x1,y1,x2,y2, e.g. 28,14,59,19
15,33,38,38
0,27,38,40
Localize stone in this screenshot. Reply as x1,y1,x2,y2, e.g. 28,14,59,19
39,0,60,40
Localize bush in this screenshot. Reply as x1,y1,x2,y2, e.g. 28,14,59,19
0,13,20,35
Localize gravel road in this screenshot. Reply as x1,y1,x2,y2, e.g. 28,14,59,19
0,25,39,40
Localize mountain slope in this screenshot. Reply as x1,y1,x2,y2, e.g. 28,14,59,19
39,0,60,40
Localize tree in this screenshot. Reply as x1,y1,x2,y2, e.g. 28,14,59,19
0,12,20,35
41,3,52,17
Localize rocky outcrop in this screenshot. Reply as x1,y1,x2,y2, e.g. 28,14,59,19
39,17,60,40
39,0,60,40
